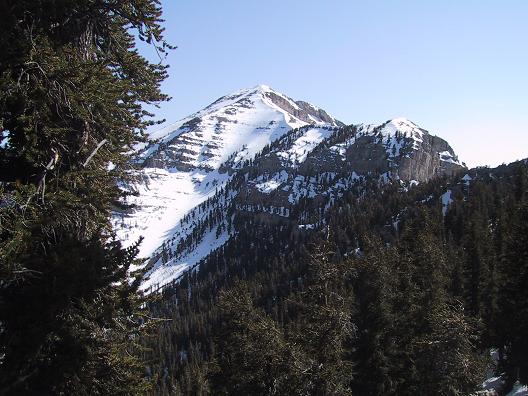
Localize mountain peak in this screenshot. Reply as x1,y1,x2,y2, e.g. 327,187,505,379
115,88,465,288
375,117,426,145
384,117,420,132
224,83,272,98
252,83,273,92
141,85,342,172
390,116,416,124
116,86,342,258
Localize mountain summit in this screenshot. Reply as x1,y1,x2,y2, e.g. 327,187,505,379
115,85,342,258
138,84,342,171
113,86,464,290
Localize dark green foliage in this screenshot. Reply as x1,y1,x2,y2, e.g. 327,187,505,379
209,284,307,396
497,200,528,387
142,160,528,395
352,222,484,396
412,301,484,396
0,0,170,394
294,244,354,396
209,244,353,396
352,240,398,395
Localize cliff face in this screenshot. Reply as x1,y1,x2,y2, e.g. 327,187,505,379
235,119,464,213
264,92,344,127
396,134,462,181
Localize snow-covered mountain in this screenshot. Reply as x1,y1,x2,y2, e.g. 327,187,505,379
114,85,342,259
138,84,342,171
113,85,465,292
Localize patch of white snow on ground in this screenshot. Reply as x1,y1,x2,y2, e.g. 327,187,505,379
380,117,424,150
256,179,282,193
439,150,461,165
507,383,528,396
462,174,473,184
482,376,505,393
255,170,289,194
277,128,334,164
140,227,230,293
114,169,230,258
441,190,453,216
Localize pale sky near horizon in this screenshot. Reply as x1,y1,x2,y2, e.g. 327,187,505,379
143,0,527,168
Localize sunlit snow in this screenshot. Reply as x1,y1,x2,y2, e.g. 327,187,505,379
440,190,453,216
113,85,340,291
277,128,334,164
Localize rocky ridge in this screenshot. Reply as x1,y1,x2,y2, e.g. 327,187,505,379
112,85,465,291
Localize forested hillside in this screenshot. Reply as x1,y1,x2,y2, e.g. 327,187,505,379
144,159,528,395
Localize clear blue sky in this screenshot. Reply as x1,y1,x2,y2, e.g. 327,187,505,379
144,0,528,167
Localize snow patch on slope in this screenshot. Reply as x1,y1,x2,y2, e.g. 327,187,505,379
380,118,424,148
507,383,528,396
277,127,334,164
140,226,230,292
462,174,473,184
439,150,461,165
255,170,289,194
440,190,453,216
114,169,230,258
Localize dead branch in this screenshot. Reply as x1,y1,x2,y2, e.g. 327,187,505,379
83,139,108,167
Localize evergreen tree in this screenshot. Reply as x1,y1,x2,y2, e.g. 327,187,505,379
294,242,354,396
497,201,528,388
352,239,398,395
393,211,484,395
412,301,484,396
209,283,307,396
0,0,170,393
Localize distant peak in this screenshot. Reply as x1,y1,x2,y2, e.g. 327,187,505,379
379,118,424,135
235,84,274,96
387,117,417,127
253,83,272,92
374,117,426,147
220,84,276,101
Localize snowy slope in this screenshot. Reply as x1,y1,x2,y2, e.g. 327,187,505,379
276,127,335,165
112,83,465,293
113,85,341,263
132,117,464,292
113,168,230,259
137,84,341,171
